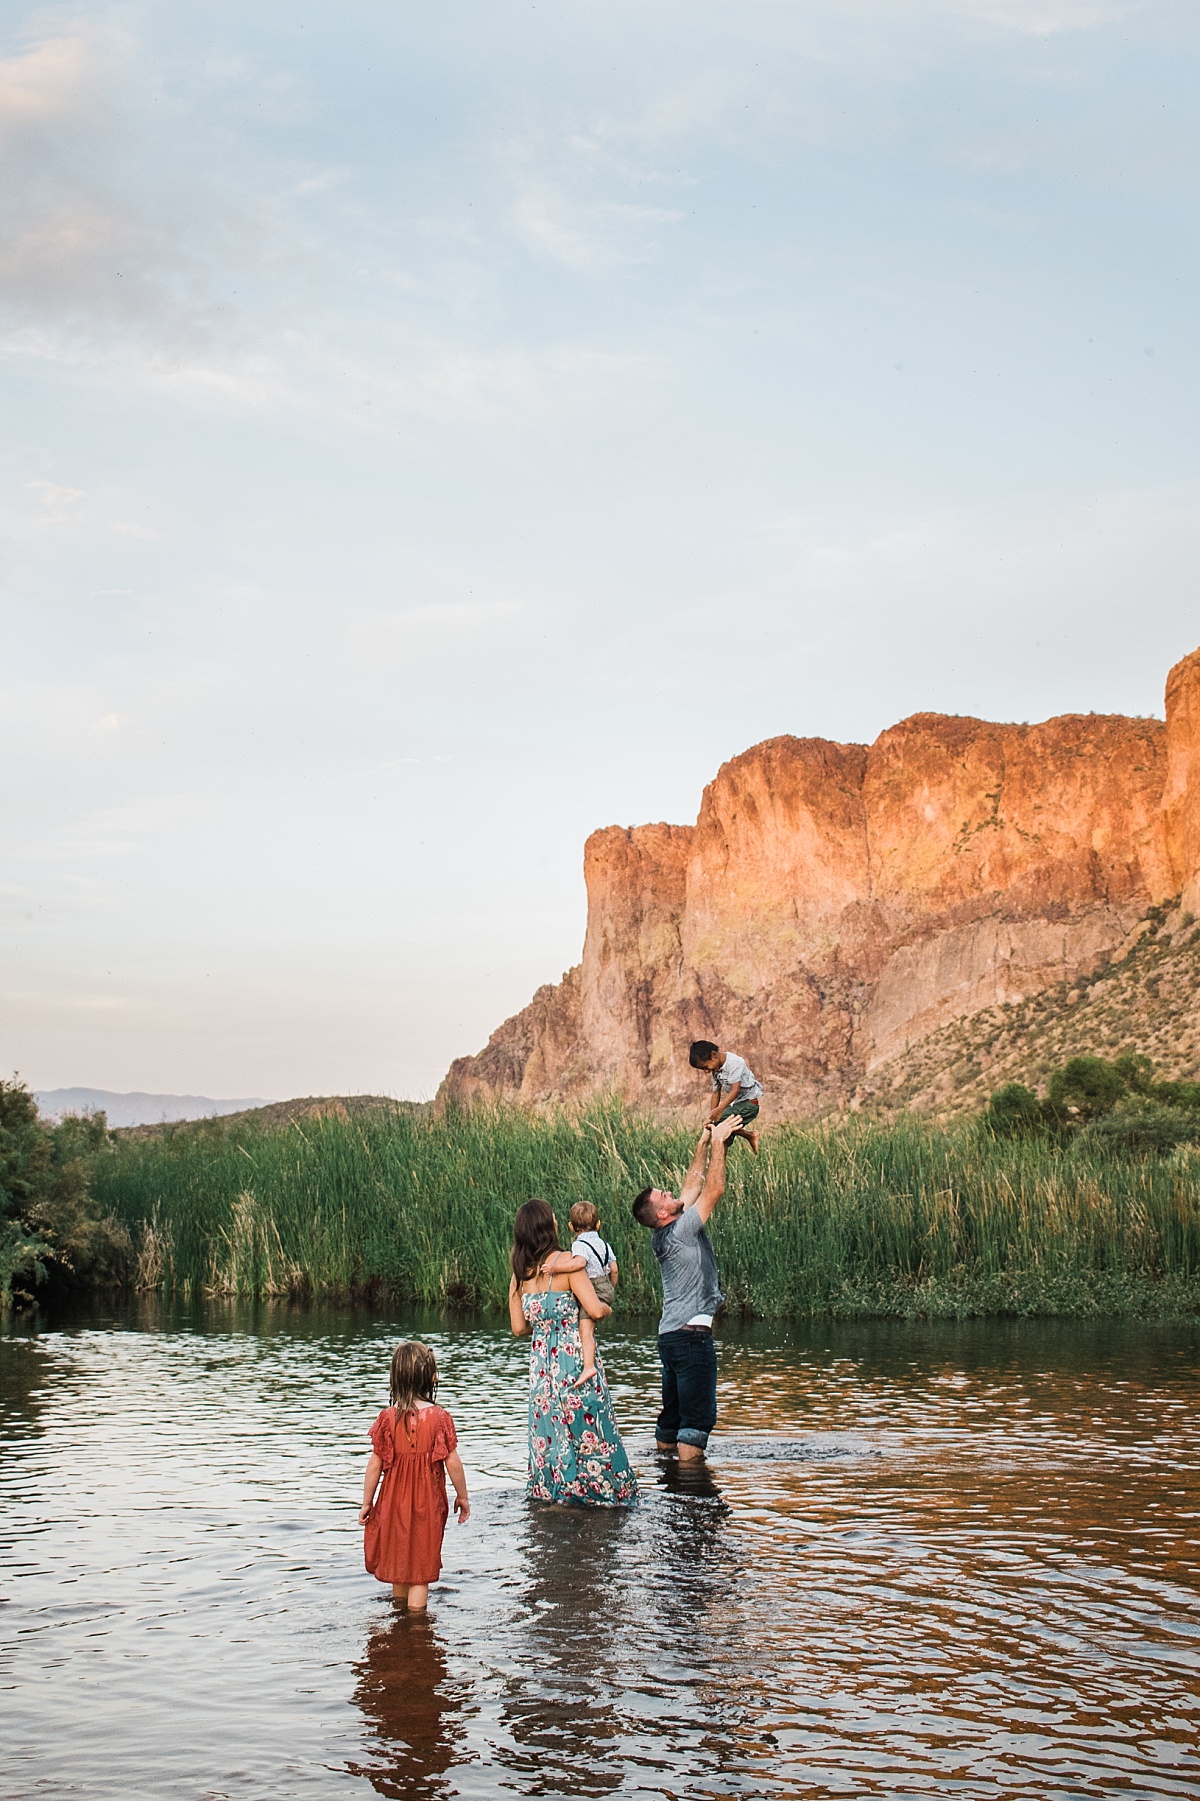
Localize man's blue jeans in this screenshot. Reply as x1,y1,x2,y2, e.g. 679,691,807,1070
656,1327,718,1450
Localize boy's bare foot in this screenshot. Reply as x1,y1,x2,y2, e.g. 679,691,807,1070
573,1364,598,1388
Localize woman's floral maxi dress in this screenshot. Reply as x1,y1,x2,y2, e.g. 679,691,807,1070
522,1289,638,1507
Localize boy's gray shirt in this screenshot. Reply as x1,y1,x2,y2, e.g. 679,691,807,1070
652,1205,724,1334
712,1050,762,1103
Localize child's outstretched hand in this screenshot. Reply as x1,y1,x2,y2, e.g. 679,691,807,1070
454,1494,471,1523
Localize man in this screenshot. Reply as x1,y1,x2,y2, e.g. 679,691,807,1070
630,1114,740,1461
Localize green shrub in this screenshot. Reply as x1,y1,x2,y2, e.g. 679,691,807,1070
1080,1099,1200,1157
1113,1053,1155,1095
982,1082,1045,1139
0,1080,131,1303
986,1053,1200,1152
1147,1078,1200,1112
1047,1055,1127,1123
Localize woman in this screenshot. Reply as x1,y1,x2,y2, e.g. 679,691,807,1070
509,1199,638,1507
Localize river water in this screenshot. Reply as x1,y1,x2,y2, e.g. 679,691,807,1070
1,1302,1198,1800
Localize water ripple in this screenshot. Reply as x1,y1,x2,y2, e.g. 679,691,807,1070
1,1305,1197,1799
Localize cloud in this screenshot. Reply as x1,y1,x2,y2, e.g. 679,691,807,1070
351,599,538,672
499,83,714,275
26,479,85,523
1,986,138,1016
0,24,244,354
512,182,683,272
944,0,1146,31
0,196,183,333
0,23,658,447
17,793,222,867
123,321,659,452
19,478,158,539
0,30,92,135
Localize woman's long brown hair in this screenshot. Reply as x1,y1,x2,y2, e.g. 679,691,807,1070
511,1198,561,1284
389,1339,438,1432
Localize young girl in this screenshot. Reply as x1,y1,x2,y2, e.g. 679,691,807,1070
359,1340,470,1609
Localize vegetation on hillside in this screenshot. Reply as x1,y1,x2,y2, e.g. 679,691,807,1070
0,1080,131,1304
984,1052,1200,1154
868,899,1200,1118
81,1098,1200,1318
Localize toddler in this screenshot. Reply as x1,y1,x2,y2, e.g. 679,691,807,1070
689,1039,763,1154
359,1339,470,1609
569,1200,619,1382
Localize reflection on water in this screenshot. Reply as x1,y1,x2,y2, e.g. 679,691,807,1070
1,1299,1198,1799
351,1614,462,1798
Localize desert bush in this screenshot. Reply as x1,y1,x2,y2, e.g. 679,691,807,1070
982,1082,1044,1139
985,1052,1200,1151
1047,1055,1128,1124
0,1080,132,1303
1080,1099,1200,1157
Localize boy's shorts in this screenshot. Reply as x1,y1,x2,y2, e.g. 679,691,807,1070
716,1097,759,1130
589,1272,615,1306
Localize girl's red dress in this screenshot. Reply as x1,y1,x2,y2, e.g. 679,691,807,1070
364,1404,458,1585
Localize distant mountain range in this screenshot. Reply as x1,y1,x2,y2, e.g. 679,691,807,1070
35,1088,273,1128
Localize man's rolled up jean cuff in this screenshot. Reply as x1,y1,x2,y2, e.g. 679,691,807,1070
677,1426,709,1449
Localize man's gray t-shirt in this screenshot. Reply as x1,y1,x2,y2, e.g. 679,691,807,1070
652,1206,725,1335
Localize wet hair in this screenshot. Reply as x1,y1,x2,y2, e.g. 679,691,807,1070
389,1340,437,1425
631,1187,658,1227
569,1200,599,1232
511,1197,561,1283
689,1040,720,1068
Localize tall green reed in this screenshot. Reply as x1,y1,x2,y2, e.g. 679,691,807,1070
91,1101,1200,1316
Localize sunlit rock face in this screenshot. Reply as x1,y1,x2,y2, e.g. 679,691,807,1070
1162,647,1200,916
439,648,1200,1118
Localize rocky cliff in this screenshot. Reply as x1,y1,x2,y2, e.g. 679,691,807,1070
440,647,1200,1118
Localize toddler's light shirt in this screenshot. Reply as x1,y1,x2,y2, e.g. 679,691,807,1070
571,1231,613,1282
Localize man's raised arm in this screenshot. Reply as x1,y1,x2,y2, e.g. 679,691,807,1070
678,1127,714,1209
691,1114,740,1225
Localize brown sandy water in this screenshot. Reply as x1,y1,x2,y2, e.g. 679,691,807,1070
1,1302,1197,1799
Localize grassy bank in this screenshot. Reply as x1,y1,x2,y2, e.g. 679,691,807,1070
88,1101,1200,1318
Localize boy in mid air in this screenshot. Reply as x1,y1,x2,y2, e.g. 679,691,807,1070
689,1040,763,1154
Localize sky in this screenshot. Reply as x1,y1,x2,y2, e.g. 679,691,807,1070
2,0,1199,1103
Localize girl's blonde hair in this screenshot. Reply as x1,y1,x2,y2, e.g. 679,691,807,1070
389,1340,438,1423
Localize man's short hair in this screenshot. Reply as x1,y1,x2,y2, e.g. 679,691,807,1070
689,1040,719,1068
631,1187,657,1227
569,1200,599,1232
